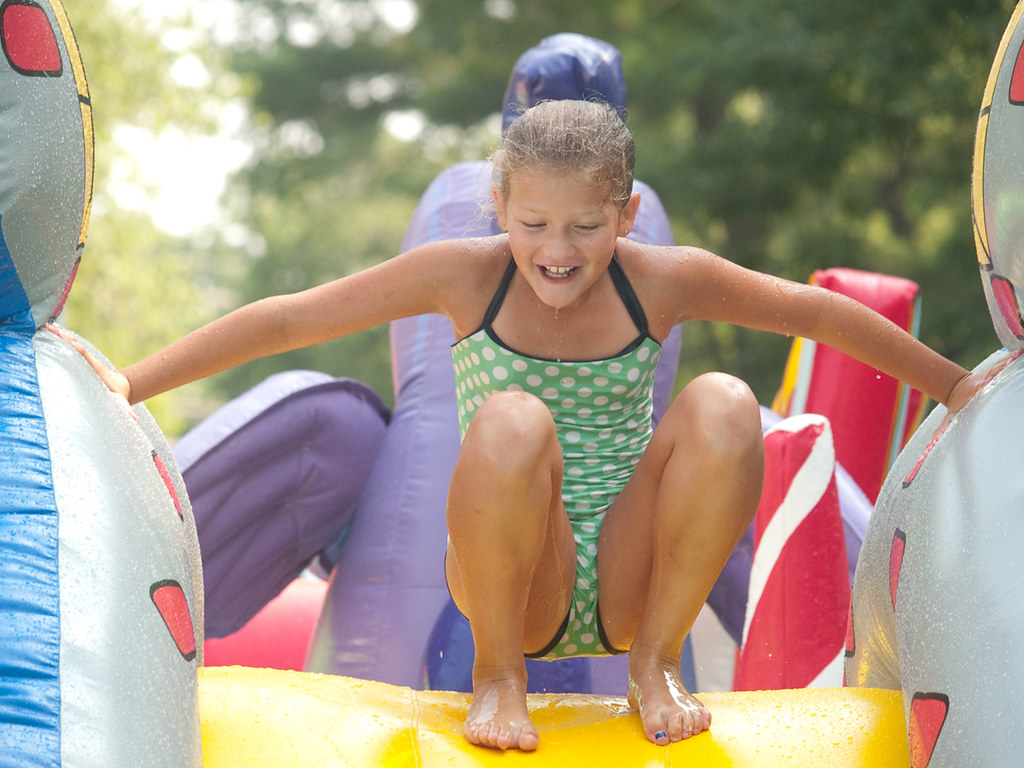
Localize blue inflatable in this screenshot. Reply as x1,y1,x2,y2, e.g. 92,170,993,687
0,2,203,765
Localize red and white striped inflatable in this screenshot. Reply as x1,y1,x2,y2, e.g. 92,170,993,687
734,414,849,691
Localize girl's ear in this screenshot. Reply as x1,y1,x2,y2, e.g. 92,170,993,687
619,191,641,237
492,186,508,231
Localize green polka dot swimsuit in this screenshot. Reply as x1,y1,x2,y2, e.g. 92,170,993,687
451,255,662,659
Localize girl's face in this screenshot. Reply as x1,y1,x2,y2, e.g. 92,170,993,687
494,169,640,310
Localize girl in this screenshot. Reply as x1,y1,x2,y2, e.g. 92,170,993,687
73,99,984,751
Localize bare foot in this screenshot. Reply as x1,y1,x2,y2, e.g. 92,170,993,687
627,657,711,745
464,674,540,751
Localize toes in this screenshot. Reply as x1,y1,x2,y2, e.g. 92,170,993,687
644,710,672,744
464,712,539,751
517,727,540,751
677,703,711,740
676,703,711,740
473,723,539,751
644,701,711,744
629,665,711,746
463,721,489,747
495,726,512,751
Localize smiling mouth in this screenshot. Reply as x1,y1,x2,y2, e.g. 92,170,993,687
541,265,577,279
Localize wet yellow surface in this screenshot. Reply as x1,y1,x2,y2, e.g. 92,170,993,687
199,666,909,767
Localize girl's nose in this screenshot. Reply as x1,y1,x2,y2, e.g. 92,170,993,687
542,228,574,258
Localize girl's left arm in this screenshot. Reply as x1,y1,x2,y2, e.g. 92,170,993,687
676,250,980,410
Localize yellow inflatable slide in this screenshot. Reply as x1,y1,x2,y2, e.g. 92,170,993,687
199,667,909,767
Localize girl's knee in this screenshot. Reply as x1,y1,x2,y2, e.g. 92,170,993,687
468,391,554,439
669,373,762,462
461,391,559,473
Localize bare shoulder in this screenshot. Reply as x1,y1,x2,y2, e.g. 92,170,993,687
391,234,511,333
617,239,720,281
615,240,720,338
428,233,509,284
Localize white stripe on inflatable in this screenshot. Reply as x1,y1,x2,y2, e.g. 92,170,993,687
741,414,835,648
808,647,846,689
885,295,923,472
790,338,818,415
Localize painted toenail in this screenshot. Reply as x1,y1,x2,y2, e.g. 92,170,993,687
654,731,667,740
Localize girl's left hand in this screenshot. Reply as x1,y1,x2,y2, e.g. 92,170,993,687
944,349,1021,415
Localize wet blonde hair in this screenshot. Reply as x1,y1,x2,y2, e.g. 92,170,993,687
490,99,635,209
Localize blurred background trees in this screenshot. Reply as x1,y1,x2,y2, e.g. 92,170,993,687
63,0,243,434
65,0,1017,438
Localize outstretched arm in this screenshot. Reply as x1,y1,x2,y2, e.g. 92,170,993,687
123,292,334,403
70,240,472,404
675,250,976,410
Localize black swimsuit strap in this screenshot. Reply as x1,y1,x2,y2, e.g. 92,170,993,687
608,254,650,337
482,257,518,328
482,254,650,338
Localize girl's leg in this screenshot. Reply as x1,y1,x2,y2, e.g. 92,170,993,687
598,372,764,744
445,392,577,751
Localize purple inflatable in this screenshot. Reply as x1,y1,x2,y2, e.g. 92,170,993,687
174,371,388,638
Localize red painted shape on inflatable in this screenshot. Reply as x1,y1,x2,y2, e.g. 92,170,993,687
733,419,849,690
842,598,855,686
889,528,906,609
150,580,197,661
902,420,949,488
908,692,949,768
774,268,925,503
991,275,1024,337
1010,35,1024,104
204,577,328,671
54,257,79,318
1,1,62,75
152,450,183,519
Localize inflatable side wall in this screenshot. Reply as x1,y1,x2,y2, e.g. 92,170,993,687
0,3,203,765
848,3,1024,766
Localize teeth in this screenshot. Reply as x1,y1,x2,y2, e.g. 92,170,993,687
544,266,574,277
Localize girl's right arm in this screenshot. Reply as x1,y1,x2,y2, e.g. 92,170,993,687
104,239,483,404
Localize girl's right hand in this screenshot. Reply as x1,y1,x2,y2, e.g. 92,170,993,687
45,325,132,403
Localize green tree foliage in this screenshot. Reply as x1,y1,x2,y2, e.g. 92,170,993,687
61,0,241,436
67,0,1013,428
213,0,1017,413
627,0,1014,395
